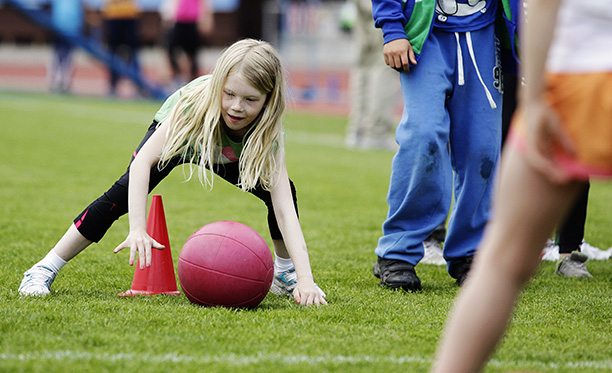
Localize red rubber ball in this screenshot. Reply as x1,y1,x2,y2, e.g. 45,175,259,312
178,221,274,308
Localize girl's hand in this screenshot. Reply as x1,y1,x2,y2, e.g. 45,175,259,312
113,230,165,269
293,280,328,307
524,101,575,183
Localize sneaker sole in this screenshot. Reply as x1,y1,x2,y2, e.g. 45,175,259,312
379,281,422,292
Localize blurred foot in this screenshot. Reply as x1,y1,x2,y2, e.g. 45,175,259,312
556,251,593,278
448,256,474,286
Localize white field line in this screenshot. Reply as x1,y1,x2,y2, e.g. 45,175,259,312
1,351,612,370
0,351,428,365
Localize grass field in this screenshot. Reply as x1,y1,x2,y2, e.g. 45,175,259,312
1,91,612,372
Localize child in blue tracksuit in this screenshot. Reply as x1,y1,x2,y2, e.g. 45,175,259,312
372,0,511,290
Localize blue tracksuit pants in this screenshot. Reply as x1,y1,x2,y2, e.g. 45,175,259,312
375,23,502,270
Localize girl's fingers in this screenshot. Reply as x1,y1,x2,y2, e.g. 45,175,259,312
113,241,127,254
129,246,136,267
114,235,165,268
293,288,327,306
145,243,152,268
139,243,148,269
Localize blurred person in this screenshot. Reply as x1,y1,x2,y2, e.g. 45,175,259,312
47,0,84,93
103,0,141,96
345,0,398,152
160,0,215,88
499,1,598,278
432,0,612,371
18,39,327,307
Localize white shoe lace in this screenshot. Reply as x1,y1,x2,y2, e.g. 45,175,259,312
18,266,56,296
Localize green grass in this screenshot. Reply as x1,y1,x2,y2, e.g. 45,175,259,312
1,91,612,372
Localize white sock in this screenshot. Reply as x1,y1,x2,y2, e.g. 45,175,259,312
274,256,294,273
36,250,67,273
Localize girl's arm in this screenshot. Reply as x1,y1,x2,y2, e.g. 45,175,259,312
521,0,561,107
113,121,170,268
521,0,574,182
270,148,327,306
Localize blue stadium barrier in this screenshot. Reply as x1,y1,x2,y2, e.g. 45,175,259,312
4,0,168,100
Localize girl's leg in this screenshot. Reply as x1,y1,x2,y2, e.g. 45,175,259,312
73,122,183,243
432,146,585,373
52,224,93,261
19,122,182,295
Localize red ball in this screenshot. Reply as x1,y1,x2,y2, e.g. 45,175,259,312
177,221,274,308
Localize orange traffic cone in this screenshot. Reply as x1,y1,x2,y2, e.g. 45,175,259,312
118,195,180,296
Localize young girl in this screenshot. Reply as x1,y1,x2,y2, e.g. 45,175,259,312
432,0,612,370
18,38,327,307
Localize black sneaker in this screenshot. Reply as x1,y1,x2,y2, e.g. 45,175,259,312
373,257,422,291
448,256,474,286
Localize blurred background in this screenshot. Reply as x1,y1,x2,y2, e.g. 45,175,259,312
0,0,362,115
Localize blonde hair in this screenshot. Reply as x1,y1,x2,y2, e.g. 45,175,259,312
158,39,286,191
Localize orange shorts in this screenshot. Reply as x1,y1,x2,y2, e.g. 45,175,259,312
510,72,612,179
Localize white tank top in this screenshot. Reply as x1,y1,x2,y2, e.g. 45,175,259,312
547,0,612,73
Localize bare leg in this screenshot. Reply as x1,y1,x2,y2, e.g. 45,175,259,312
432,146,584,373
52,224,93,261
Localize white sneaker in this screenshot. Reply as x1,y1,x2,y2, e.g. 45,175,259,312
269,267,326,298
421,238,445,265
541,239,560,261
18,265,57,296
580,241,612,260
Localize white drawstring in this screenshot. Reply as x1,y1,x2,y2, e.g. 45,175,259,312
455,32,465,86
465,31,497,109
454,31,497,109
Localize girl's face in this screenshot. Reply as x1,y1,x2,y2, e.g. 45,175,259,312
221,72,267,139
